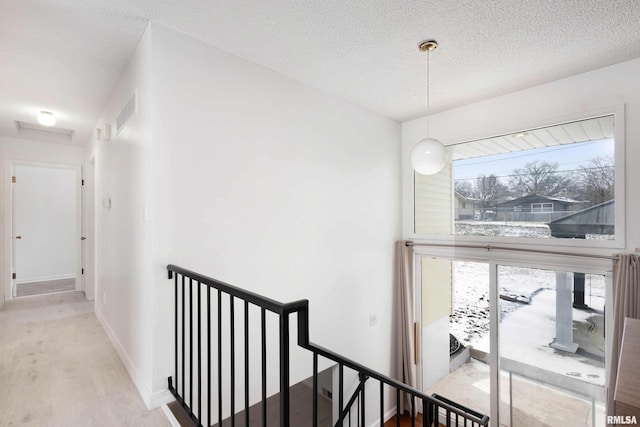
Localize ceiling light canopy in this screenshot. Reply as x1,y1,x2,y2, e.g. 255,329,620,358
37,110,56,126
410,40,446,176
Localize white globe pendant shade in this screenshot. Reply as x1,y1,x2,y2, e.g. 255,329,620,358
411,138,446,175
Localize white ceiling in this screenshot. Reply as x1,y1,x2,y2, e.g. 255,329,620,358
2,0,640,146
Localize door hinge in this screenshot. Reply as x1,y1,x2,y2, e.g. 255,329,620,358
12,273,16,280
82,179,85,186
81,237,86,241
12,176,16,183
82,268,85,275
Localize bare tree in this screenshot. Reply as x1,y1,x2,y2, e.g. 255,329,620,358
508,160,569,196
475,174,506,219
577,156,614,206
454,180,474,198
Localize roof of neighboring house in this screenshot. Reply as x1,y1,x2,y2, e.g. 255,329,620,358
548,200,614,237
496,194,586,207
454,192,479,202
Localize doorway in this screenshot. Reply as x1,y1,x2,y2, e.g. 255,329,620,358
9,163,82,298
414,251,612,426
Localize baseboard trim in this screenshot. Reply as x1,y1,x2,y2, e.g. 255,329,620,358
162,404,182,427
150,389,175,408
95,307,154,409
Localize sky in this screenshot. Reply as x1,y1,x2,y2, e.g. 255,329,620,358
453,138,614,185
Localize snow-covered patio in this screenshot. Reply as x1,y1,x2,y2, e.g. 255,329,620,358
441,260,606,426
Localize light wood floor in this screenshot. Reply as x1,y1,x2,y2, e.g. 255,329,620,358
0,291,170,426
16,278,76,297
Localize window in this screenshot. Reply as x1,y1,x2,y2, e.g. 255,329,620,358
413,113,624,246
531,202,553,213
411,111,622,426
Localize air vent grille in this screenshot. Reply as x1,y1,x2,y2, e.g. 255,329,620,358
116,91,137,134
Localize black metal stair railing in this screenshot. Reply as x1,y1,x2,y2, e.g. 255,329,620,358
167,264,489,427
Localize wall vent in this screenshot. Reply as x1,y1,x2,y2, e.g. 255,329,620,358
116,90,137,134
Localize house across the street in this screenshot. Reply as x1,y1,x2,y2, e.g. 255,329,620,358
495,195,588,222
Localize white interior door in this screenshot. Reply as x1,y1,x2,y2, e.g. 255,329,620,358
13,165,79,295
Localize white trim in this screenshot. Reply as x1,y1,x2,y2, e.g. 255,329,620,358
95,307,153,409
161,405,181,427
150,389,175,409
4,160,15,300
82,155,96,301
411,244,613,276
489,261,500,426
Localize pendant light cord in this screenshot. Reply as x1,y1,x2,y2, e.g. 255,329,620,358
426,49,430,139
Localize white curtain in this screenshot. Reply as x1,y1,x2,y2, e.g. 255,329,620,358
395,240,417,414
606,254,640,418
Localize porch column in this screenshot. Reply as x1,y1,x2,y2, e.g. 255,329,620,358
550,272,579,353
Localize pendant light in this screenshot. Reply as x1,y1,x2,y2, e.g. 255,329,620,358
410,40,446,175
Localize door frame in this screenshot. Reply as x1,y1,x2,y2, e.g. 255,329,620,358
412,244,613,425
4,160,83,300
83,156,96,301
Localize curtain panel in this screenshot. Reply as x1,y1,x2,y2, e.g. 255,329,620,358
395,240,417,414
607,254,640,419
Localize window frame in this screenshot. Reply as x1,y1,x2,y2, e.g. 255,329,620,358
531,203,553,213
406,105,626,252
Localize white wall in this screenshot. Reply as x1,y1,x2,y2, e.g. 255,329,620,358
1,137,86,164
402,57,640,252
14,165,77,283
149,23,401,417
90,24,155,406
91,24,403,415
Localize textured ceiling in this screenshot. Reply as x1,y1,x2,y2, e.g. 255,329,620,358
2,0,640,145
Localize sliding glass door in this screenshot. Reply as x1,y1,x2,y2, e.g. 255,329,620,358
497,265,606,427
417,253,610,427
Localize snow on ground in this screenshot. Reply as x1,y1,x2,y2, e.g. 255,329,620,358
448,220,606,389
455,220,614,240
472,289,605,386
450,261,606,337
456,221,551,238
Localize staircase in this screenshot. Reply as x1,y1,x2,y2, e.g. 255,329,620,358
166,265,489,427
